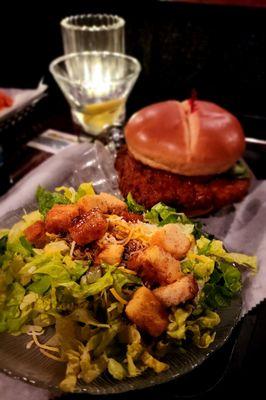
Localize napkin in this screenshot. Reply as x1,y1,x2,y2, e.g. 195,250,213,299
0,141,265,400
202,179,266,316
0,81,47,121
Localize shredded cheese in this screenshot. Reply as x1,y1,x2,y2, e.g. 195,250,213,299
70,241,76,258
26,340,34,349
27,330,64,362
28,266,37,274
110,288,128,305
31,331,60,353
39,348,64,362
107,216,158,245
113,225,135,245
26,325,44,335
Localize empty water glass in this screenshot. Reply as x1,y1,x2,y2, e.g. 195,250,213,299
61,14,125,54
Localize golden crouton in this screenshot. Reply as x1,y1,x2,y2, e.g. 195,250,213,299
153,275,198,307
77,193,126,215
150,224,191,260
45,204,79,234
125,287,169,337
97,244,124,265
24,220,47,248
127,245,183,286
77,194,108,214
69,210,108,246
98,192,127,214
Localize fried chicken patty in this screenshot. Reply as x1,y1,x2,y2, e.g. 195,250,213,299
115,147,250,215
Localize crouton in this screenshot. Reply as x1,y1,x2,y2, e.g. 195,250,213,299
98,192,127,214
153,275,198,307
45,204,79,234
69,210,108,246
96,244,124,265
24,220,47,248
127,245,183,286
150,224,191,260
77,193,126,215
125,287,169,337
77,194,108,214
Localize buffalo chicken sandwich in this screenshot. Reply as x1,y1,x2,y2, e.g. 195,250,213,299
115,100,250,216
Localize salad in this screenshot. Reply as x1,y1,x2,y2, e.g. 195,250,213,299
0,183,256,392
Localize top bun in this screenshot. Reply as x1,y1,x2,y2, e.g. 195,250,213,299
125,100,245,176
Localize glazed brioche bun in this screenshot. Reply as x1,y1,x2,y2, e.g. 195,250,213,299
125,100,245,176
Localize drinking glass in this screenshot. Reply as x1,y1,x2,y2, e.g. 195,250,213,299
49,51,141,138
61,14,125,54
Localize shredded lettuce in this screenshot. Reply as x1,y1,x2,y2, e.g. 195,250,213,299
125,325,145,377
59,349,80,392
145,203,190,225
75,182,95,201
144,202,203,238
33,312,54,328
62,265,141,300
201,270,240,309
23,211,43,226
126,193,145,214
197,237,257,271
63,256,88,281
36,186,70,216
81,267,114,297
7,211,41,245
55,182,95,204
19,237,33,255
112,269,141,299
0,282,28,333
43,241,69,254
182,253,215,282
79,348,107,384
195,310,221,329
0,229,9,239
29,256,70,282
27,275,51,295
168,307,220,349
186,324,216,348
191,236,256,309
69,308,109,329
107,302,124,322
108,358,126,380
141,351,168,373
167,306,193,340
93,322,120,357
229,160,250,179
36,182,96,216
55,186,77,203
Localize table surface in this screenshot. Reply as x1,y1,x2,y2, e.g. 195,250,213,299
0,98,265,400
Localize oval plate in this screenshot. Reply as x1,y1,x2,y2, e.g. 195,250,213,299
0,208,241,394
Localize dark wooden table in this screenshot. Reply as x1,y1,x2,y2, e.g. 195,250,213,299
0,96,265,400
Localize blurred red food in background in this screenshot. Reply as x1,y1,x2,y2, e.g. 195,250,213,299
0,91,13,111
